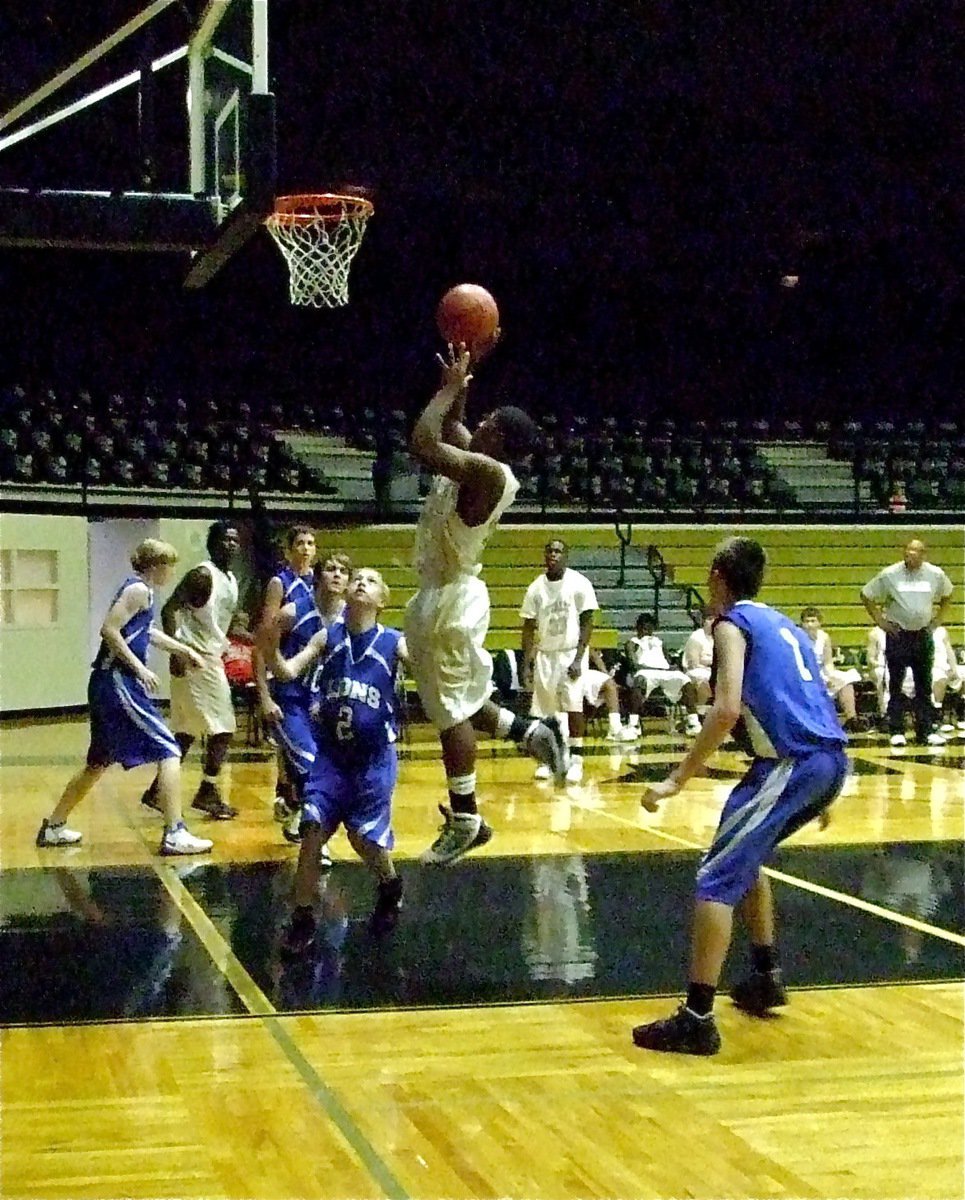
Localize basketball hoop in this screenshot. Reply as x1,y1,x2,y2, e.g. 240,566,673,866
265,193,373,308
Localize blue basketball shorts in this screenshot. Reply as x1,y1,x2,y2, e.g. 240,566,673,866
86,669,181,770
695,746,850,906
301,744,397,850
271,691,317,785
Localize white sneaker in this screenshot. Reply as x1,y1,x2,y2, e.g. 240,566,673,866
420,805,492,865
607,725,639,743
282,807,303,843
159,823,213,856
939,723,955,734
926,732,947,747
565,757,584,784
35,819,82,847
523,717,569,785
533,764,552,780
889,733,907,747
685,714,702,736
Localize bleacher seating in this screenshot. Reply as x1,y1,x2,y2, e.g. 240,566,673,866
0,384,332,496
2,382,965,516
310,524,964,656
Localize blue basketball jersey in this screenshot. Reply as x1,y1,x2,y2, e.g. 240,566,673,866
92,576,153,673
274,565,322,698
717,600,847,758
309,621,402,762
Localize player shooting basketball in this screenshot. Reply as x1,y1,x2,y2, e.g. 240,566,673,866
404,341,570,866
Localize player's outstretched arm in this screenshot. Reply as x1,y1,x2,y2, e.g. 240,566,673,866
272,628,328,683
161,566,213,636
641,621,745,812
439,345,473,451
148,626,205,669
410,347,490,480
252,576,284,718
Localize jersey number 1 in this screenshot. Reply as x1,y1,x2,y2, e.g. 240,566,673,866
779,628,814,682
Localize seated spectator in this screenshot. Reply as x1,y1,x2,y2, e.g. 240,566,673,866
681,607,714,733
931,626,965,731
799,607,863,731
579,649,639,743
887,481,908,514
867,625,889,721
622,612,698,735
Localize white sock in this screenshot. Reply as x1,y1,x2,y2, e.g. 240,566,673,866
628,714,641,729
607,712,622,733
495,707,515,738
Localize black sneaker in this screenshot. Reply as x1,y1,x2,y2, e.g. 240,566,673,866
140,783,162,814
729,969,787,1015
632,1005,721,1056
369,877,404,936
191,783,238,821
523,716,569,785
281,905,317,957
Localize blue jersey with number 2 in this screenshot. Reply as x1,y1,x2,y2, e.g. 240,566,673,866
720,600,847,758
310,621,401,762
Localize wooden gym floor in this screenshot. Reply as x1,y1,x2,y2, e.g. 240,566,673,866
1,714,962,1200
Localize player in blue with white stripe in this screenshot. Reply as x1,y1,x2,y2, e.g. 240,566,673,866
275,567,407,953
632,537,849,1056
254,526,333,860
36,539,214,857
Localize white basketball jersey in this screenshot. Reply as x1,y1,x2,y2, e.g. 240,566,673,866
520,568,598,653
176,561,238,655
414,464,518,586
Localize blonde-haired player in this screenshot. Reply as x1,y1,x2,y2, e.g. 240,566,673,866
272,568,407,952
37,539,213,856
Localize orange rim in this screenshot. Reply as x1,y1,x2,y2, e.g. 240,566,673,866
269,193,374,225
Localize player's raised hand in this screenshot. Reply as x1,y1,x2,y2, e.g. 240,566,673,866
436,342,473,391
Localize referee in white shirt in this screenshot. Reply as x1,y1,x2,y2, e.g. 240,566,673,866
861,538,953,746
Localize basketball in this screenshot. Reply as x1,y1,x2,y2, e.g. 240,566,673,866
435,283,500,349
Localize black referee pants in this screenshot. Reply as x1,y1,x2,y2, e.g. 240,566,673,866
885,628,934,738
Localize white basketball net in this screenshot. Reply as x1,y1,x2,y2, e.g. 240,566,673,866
265,194,373,308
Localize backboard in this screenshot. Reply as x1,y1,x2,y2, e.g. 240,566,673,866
0,0,276,288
